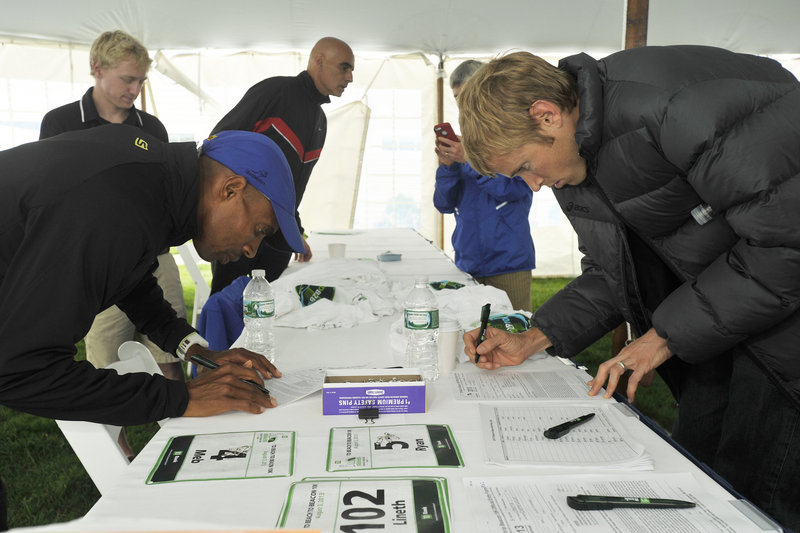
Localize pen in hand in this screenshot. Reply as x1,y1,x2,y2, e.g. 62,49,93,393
190,354,271,398
475,303,491,363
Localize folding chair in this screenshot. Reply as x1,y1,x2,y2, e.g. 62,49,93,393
56,341,165,495
177,242,211,328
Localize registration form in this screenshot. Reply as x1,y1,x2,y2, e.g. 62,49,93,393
480,403,652,469
463,473,780,533
452,369,609,401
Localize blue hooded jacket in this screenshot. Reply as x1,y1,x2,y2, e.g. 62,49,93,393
433,161,535,278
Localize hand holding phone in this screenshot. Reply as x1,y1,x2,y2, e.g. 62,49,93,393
434,122,459,143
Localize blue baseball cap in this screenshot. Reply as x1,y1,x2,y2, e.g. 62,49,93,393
201,131,305,254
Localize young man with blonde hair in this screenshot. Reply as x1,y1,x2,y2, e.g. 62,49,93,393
41,30,164,137
458,47,800,530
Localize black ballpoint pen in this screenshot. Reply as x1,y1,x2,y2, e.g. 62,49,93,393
190,354,271,397
475,303,491,363
543,412,595,439
567,494,696,510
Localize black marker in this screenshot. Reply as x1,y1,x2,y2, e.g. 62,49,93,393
543,412,595,439
566,494,696,510
475,303,491,363
190,354,271,397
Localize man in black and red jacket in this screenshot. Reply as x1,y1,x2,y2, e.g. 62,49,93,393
209,36,355,293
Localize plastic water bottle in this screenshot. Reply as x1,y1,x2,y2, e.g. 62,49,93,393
403,277,439,381
242,269,276,362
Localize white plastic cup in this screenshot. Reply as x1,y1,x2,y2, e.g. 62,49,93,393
437,318,461,373
328,243,346,258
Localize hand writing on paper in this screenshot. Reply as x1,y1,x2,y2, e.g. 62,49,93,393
464,326,552,370
189,345,282,380
587,328,674,402
184,362,277,416
183,345,281,416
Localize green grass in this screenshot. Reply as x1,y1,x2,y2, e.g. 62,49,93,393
1,272,677,528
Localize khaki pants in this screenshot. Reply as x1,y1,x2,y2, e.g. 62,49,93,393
84,253,186,367
475,270,532,312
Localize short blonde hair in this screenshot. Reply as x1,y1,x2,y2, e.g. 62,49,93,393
458,51,578,176
90,30,152,75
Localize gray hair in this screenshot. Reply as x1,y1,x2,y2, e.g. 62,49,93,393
450,60,484,89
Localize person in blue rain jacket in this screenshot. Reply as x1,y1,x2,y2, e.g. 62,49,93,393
434,60,535,311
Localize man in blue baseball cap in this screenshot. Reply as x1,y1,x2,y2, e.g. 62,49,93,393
0,126,305,444
200,130,305,255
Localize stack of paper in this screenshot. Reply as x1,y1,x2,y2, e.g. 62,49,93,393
463,473,780,533
480,404,653,470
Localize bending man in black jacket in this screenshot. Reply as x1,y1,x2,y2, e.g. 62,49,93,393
209,36,355,292
0,126,308,525
457,47,800,529
0,127,307,426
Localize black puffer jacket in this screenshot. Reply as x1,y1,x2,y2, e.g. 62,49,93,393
532,46,800,407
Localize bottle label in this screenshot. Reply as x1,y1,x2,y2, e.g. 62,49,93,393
244,299,275,318
404,309,439,330
485,313,532,334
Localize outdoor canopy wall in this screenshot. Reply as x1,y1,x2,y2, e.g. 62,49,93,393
2,0,799,276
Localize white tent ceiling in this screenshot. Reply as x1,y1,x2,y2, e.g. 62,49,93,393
2,0,799,277
2,0,800,57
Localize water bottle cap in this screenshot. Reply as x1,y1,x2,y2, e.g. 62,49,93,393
252,269,266,278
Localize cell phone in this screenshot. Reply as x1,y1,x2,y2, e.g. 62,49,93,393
434,122,459,142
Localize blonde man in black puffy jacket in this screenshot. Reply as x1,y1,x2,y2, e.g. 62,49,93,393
458,46,800,530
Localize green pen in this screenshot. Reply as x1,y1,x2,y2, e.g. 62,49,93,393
567,494,696,510
475,303,491,363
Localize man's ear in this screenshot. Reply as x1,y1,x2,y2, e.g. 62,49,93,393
91,62,103,79
529,100,563,128
221,174,248,200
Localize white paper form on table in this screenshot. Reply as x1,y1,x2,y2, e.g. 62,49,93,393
479,403,653,470
463,473,781,533
451,368,606,401
265,367,327,406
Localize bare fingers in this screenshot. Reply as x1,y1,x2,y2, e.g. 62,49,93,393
184,369,277,417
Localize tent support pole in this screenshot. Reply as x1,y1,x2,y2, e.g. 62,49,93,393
624,0,649,49
613,0,649,359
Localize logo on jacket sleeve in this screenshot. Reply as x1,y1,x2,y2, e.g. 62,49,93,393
134,137,149,151
565,201,589,213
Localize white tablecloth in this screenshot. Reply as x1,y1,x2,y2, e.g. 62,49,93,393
14,229,779,532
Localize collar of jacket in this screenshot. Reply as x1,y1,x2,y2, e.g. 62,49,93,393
558,53,603,166
80,86,143,127
297,70,331,105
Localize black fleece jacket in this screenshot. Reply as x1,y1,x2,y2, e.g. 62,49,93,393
532,46,800,407
0,125,198,424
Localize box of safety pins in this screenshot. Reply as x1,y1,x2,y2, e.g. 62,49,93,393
322,368,426,415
